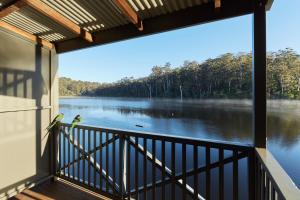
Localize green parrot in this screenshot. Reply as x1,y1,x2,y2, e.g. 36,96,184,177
70,114,83,130
46,113,64,132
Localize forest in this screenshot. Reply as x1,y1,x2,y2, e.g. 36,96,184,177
59,48,300,99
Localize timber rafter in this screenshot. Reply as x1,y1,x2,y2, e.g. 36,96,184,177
113,0,143,31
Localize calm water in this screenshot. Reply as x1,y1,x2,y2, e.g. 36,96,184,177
59,97,300,188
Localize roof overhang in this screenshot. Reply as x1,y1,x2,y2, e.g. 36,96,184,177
0,0,274,53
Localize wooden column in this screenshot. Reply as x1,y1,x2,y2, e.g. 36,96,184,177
253,0,267,148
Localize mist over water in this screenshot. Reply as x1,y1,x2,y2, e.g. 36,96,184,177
60,97,300,187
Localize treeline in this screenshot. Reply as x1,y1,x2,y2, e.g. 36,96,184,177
59,48,300,99
59,77,103,96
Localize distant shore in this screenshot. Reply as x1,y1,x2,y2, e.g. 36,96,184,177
59,96,300,107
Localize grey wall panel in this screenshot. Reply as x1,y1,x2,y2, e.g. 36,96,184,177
50,49,59,119
0,28,58,200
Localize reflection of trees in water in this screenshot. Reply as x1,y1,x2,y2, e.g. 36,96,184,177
113,106,253,141
106,106,300,147
60,101,300,147
267,114,300,147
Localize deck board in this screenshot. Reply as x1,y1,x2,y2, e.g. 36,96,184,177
10,179,110,200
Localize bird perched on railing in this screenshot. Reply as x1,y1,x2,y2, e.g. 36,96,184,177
46,113,64,132
70,114,83,130
69,115,83,139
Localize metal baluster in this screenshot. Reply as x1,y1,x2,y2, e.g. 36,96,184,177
72,128,75,180
161,140,166,200
88,129,91,187
106,131,109,192
143,138,147,200
94,130,96,188
127,137,131,199
182,143,186,200
100,131,103,190
171,142,175,200
271,184,275,200
120,135,126,199
266,176,270,200
68,127,70,178
233,150,238,200
135,136,139,200
219,148,224,200
59,127,61,177
152,139,156,200
261,169,265,200
113,133,116,197
206,146,210,200
119,134,125,199
77,128,80,182
193,145,198,200
63,127,66,176
83,128,86,184
248,150,254,200
256,158,261,200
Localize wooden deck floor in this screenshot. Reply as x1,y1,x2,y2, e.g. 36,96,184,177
10,179,110,200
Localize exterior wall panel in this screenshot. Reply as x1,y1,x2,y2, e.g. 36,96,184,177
0,28,58,200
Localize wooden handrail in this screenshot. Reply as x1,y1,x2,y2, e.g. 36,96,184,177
255,148,300,199
60,123,252,151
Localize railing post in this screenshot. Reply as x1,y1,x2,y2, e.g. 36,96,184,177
50,123,60,181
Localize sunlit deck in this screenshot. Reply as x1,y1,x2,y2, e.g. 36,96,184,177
10,179,109,200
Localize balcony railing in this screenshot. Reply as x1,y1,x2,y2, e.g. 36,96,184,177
255,148,300,200
50,123,300,200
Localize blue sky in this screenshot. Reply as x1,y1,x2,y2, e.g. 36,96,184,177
59,0,300,83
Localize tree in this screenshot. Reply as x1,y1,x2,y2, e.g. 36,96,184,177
59,49,300,100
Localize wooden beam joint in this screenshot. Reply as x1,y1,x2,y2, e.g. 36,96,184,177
215,0,221,11
113,0,143,31
0,0,26,18
0,21,54,49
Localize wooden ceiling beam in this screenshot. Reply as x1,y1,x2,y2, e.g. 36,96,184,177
0,1,26,18
215,0,221,9
56,0,254,53
113,0,143,31
0,21,54,49
21,0,93,42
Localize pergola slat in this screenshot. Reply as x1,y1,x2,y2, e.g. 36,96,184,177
0,20,53,49
21,0,93,42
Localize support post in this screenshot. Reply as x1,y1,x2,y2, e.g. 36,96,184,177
253,0,267,148
50,124,60,181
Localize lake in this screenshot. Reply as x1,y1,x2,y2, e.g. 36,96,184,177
59,97,300,188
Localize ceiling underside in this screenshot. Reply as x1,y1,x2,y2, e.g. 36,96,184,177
0,0,273,53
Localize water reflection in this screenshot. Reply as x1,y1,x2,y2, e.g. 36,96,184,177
59,97,300,187
60,98,300,147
